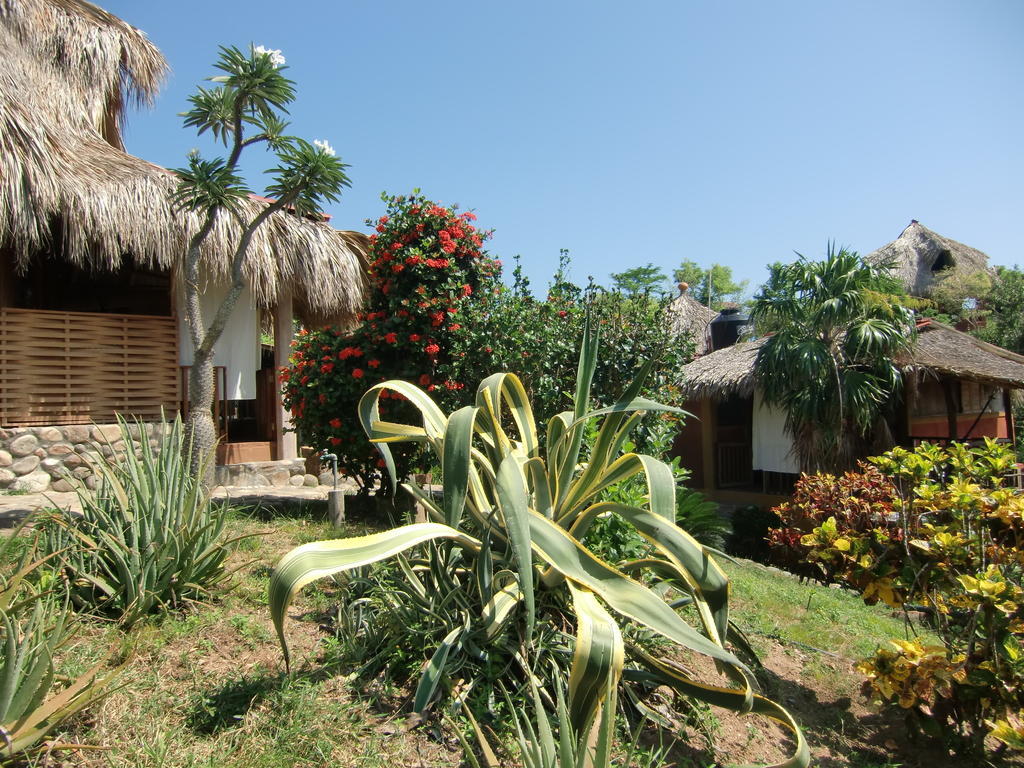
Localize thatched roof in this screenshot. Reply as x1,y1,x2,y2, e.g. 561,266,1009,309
678,337,764,400
903,319,1024,389
0,0,367,323
679,321,1024,401
865,220,993,299
665,289,715,355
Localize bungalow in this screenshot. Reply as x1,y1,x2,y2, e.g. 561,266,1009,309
674,319,1024,507
866,219,994,299
0,0,367,491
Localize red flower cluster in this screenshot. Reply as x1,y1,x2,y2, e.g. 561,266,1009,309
281,191,500,492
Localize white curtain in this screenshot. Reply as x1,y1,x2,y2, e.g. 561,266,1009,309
177,277,259,400
752,389,798,474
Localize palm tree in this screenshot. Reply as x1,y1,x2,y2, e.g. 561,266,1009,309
751,246,914,473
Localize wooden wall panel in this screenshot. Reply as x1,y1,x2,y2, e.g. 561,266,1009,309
0,308,179,426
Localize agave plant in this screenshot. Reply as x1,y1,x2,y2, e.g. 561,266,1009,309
271,323,808,767
0,529,120,759
40,415,234,626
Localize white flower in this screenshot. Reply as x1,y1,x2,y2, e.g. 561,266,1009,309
313,139,336,157
253,45,286,68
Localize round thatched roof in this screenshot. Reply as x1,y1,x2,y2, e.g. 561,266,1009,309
865,220,993,299
677,337,764,400
0,0,367,324
665,289,715,355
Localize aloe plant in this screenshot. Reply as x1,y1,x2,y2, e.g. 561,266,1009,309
40,415,234,626
0,530,120,759
271,321,809,767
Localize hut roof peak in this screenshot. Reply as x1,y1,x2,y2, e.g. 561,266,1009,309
866,220,993,299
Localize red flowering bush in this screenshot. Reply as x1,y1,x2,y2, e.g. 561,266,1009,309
281,191,499,493
283,196,695,495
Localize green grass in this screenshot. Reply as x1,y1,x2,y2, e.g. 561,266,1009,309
5,508,950,768
724,558,933,662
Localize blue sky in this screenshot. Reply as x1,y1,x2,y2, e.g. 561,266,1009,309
103,1,1023,295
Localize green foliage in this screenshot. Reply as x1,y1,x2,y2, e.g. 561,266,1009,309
751,245,915,473
976,265,1024,354
39,416,234,627
926,268,993,329
774,439,1024,756
462,672,621,768
286,235,692,494
0,531,120,759
271,326,808,767
453,251,693,434
673,260,748,309
675,488,731,553
608,262,669,296
282,191,499,493
172,45,350,217
725,505,781,562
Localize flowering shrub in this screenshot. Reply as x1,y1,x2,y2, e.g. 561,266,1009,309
774,439,1024,755
281,191,499,492
283,198,695,494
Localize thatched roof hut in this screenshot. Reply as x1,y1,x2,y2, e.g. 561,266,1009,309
678,321,1024,402
865,220,993,299
0,0,367,324
677,337,764,400
905,319,1024,389
665,287,715,355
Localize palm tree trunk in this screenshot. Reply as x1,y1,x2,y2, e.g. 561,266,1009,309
185,349,218,487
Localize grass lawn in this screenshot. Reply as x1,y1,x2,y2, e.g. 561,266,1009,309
10,503,992,768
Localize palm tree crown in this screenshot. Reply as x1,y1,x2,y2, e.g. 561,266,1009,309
751,245,915,473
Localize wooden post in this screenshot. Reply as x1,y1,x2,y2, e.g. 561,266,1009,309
274,290,297,460
1004,388,1016,447
700,398,715,493
942,378,959,443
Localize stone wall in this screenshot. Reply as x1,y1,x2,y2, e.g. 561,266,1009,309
213,458,320,489
0,423,163,493
0,424,324,493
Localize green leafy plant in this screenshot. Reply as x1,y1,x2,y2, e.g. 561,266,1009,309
271,322,808,767
751,245,915,472
40,416,235,626
782,439,1024,755
0,530,120,759
676,488,731,553
462,671,618,768
173,43,353,481
282,190,499,494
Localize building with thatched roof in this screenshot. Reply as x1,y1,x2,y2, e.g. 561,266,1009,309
0,0,368,490
674,320,1024,506
665,285,715,355
866,220,993,298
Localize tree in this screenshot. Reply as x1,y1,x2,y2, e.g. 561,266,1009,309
976,266,1024,354
171,45,350,481
928,268,993,330
609,262,668,295
673,260,747,309
750,245,915,473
